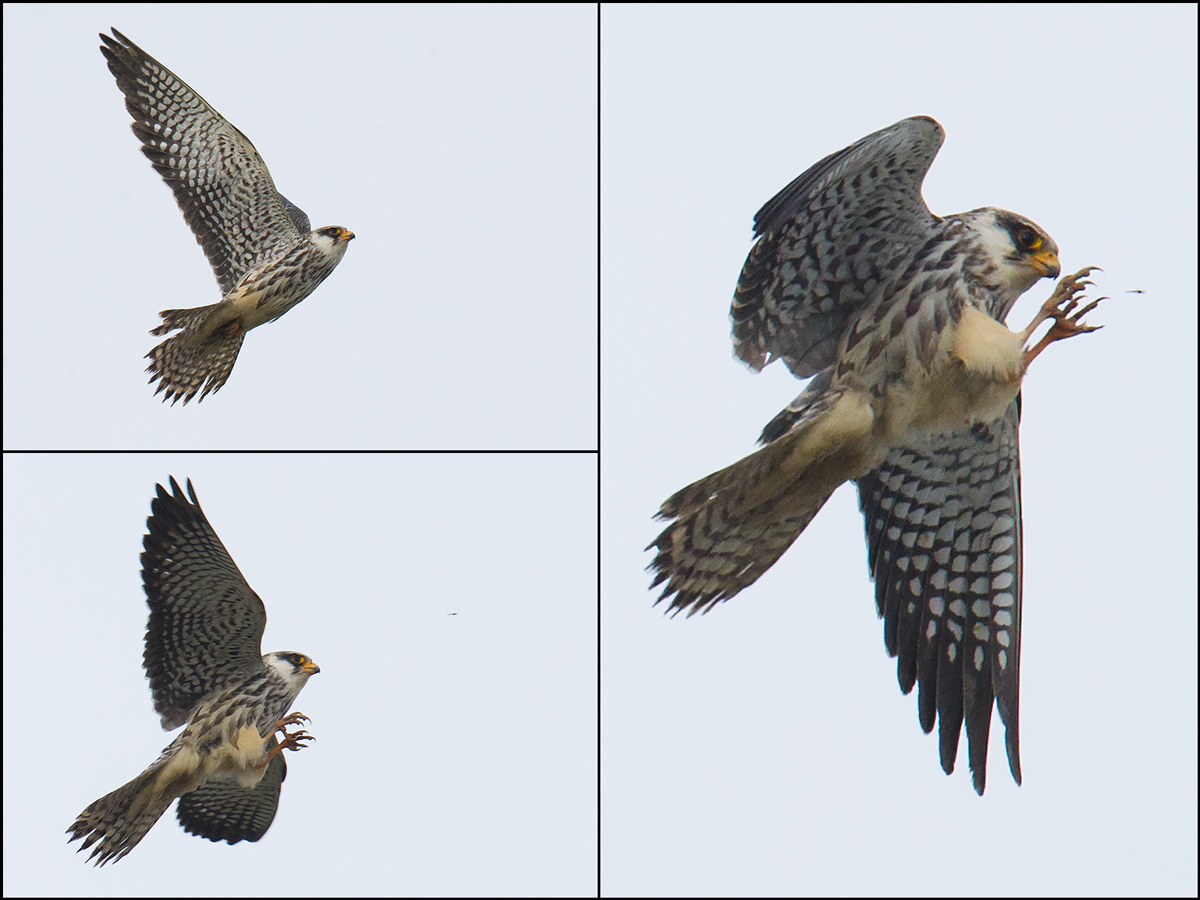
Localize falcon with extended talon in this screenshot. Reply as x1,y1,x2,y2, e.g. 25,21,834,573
68,478,320,865
648,116,1103,794
100,29,355,405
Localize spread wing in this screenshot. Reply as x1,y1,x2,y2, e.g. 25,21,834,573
141,477,267,730
100,28,308,295
856,403,1023,794
731,115,945,377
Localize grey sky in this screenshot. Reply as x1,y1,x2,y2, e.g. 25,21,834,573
601,4,1196,896
3,4,597,449
4,453,597,894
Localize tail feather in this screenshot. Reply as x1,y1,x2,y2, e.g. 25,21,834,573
146,307,246,405
66,760,181,867
150,304,220,337
649,485,834,616
649,384,881,614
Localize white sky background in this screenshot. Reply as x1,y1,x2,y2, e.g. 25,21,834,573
601,5,1197,897
3,453,597,895
2,4,597,449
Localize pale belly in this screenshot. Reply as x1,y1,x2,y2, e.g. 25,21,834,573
877,306,1025,441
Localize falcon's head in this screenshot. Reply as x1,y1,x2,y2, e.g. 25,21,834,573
310,226,356,264
264,650,321,692
961,207,1061,305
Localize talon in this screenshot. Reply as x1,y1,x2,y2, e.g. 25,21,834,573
273,711,311,734
1021,267,1105,366
263,728,316,763
282,729,314,748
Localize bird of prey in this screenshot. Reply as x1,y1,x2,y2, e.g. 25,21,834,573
99,29,355,405
68,478,320,865
648,116,1103,794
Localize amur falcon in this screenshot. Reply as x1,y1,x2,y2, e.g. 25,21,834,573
67,478,320,865
100,29,355,405
648,116,1104,794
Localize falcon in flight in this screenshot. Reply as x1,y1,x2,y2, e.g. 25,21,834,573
648,116,1103,794
100,29,355,405
68,478,320,865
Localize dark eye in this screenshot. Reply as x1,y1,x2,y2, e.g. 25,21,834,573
1016,228,1041,250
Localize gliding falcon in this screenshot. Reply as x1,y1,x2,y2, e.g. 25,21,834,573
68,478,320,866
648,116,1104,794
100,29,355,405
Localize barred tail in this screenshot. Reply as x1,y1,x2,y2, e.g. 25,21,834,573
150,303,221,337
146,306,245,405
648,385,880,615
66,762,179,866
649,474,836,617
